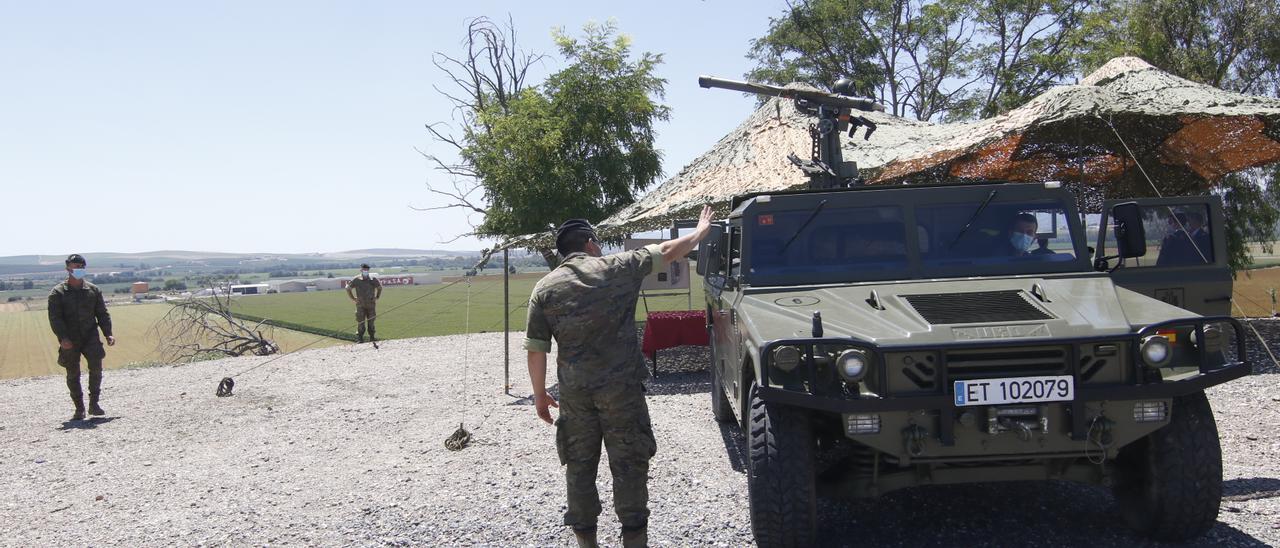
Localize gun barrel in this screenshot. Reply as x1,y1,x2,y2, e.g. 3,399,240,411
698,75,886,113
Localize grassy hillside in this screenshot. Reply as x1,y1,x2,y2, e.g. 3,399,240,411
232,273,706,341
0,303,344,380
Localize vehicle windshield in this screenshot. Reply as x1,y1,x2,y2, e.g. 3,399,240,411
918,199,1079,274
744,197,1083,285
747,205,909,282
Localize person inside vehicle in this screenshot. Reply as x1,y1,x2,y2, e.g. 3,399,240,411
1157,212,1195,266
1003,213,1039,256
1031,237,1056,255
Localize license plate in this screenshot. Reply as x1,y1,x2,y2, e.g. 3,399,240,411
953,375,1074,407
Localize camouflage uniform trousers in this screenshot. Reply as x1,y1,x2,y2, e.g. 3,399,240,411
555,383,656,530
355,304,377,338
58,339,105,405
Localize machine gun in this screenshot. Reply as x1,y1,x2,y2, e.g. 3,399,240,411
698,76,886,190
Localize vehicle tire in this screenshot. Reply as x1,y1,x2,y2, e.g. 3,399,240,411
1112,391,1222,541
710,352,735,423
747,382,816,548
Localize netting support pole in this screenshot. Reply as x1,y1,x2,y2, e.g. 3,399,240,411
504,248,511,395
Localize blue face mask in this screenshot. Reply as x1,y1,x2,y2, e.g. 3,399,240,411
1010,233,1035,253
70,268,87,280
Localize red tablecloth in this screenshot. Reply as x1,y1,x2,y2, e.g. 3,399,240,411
642,310,709,356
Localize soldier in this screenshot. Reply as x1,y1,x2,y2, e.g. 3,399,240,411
345,263,381,343
47,254,115,421
525,205,714,548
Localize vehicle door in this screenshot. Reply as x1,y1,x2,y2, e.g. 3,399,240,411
1095,196,1232,316
700,224,733,396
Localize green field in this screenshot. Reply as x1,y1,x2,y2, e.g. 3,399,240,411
0,303,345,380
231,273,706,341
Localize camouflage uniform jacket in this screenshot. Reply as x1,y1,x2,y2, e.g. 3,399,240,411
48,281,113,344
524,244,661,394
348,276,382,305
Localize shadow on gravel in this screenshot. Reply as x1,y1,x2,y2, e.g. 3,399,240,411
57,416,117,431
810,480,1268,547
1237,319,1279,374
1223,477,1280,501
645,370,711,397
718,421,748,474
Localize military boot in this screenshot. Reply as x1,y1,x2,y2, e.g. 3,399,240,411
572,526,599,548
71,397,85,421
621,526,647,548
88,372,104,416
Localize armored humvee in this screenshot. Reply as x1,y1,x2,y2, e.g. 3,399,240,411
696,181,1250,546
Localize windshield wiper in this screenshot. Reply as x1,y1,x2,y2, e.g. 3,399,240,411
948,190,998,250
779,199,828,255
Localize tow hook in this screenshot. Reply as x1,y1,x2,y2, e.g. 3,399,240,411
999,417,1035,442
903,425,928,456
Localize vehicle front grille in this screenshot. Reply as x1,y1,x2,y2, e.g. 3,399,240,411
945,345,1069,382
903,290,1053,325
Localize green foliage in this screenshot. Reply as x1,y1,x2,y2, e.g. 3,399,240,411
1220,168,1280,274
464,21,670,238
746,0,1086,121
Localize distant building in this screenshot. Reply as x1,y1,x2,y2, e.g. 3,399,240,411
131,281,149,294
229,283,270,295
311,278,343,291
273,281,308,293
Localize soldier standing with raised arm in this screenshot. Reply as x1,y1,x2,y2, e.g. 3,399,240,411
525,206,713,548
346,263,381,343
48,254,115,421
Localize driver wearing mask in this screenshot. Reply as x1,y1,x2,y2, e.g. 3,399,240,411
1004,213,1039,256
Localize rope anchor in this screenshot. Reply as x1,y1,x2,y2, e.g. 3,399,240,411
445,423,472,451
216,377,235,397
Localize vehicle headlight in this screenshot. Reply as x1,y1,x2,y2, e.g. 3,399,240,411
1190,324,1224,354
772,346,802,372
1140,335,1172,368
837,349,870,381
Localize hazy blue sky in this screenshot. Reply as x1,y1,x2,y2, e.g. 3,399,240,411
0,1,781,255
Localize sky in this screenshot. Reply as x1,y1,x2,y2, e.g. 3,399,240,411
0,1,785,255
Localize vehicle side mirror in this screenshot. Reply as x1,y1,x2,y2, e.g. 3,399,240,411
1111,202,1147,259
696,224,725,276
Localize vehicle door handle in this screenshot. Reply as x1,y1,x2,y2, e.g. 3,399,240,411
718,310,728,317
1204,296,1231,303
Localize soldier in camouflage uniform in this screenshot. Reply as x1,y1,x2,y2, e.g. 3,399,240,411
525,206,713,548
345,263,382,343
47,254,115,421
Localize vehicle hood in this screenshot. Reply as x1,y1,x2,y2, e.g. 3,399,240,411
736,275,1178,347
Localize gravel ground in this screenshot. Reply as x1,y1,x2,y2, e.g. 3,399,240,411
1,321,1279,547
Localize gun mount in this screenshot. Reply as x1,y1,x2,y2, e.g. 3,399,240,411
699,76,887,190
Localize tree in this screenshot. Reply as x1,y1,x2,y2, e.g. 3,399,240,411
418,16,544,234
421,19,669,265
746,0,1085,121
468,21,669,237
163,279,187,291
747,0,980,121
1081,0,1280,271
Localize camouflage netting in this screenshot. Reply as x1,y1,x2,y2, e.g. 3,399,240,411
501,57,1280,251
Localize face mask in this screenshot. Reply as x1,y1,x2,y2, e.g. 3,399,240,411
70,268,87,280
1010,233,1035,252
361,271,369,278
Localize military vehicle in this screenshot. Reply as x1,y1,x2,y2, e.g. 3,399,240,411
695,77,1251,546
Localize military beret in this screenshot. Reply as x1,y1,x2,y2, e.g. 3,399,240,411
555,219,597,255
65,254,86,266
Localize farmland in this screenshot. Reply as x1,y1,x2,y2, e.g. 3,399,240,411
0,303,344,380
231,273,706,341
